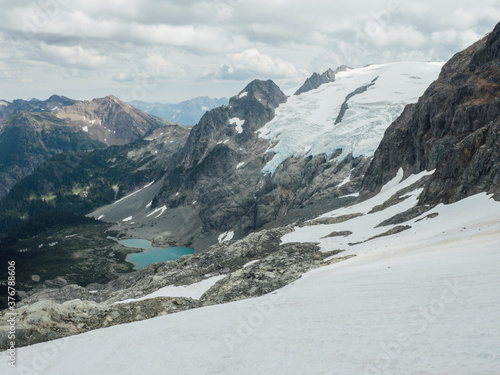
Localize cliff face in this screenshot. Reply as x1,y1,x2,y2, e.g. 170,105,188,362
362,22,500,203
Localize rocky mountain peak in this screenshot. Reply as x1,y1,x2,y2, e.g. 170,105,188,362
55,95,168,146
229,79,287,109
294,67,338,95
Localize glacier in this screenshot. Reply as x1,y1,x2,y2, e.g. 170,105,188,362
258,62,444,174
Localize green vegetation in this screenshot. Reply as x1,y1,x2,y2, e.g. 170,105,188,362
0,219,136,310
0,141,164,234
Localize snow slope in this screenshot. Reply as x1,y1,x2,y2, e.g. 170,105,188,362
258,62,443,174
4,171,499,375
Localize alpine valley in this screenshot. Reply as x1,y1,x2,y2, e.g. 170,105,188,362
0,22,499,375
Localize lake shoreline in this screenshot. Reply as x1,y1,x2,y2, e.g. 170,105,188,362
107,237,194,269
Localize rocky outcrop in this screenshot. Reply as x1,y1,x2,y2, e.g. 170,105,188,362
294,68,335,95
0,226,353,348
2,297,201,347
362,21,500,204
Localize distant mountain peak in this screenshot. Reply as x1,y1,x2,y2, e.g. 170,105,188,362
229,79,284,107
129,96,229,125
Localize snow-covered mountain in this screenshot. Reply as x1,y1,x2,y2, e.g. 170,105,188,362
259,62,443,174
104,61,441,249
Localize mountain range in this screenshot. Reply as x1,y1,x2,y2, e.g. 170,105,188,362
0,21,499,374
0,95,179,200
129,96,229,125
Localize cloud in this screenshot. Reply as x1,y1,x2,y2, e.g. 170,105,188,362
0,0,498,102
220,48,308,80
37,43,107,69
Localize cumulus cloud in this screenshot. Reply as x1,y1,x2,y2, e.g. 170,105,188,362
0,0,498,102
37,43,107,69
221,48,308,80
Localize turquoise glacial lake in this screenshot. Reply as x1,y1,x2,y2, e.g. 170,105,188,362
115,238,193,269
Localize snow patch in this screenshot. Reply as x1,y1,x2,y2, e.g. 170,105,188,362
338,192,359,198
337,175,351,188
122,216,133,222
218,231,235,243
113,181,155,205
243,259,260,268
238,91,248,98
229,117,245,133
116,275,226,303
236,162,245,169
146,205,167,219
97,215,105,220
82,126,89,132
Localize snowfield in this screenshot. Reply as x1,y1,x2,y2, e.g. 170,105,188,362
3,170,499,374
258,62,443,174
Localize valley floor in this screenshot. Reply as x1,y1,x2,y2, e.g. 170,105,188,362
2,172,500,375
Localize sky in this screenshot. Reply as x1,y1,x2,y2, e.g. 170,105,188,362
0,0,498,103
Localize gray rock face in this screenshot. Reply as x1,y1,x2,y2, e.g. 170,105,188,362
294,65,350,96
362,21,500,204
0,226,353,348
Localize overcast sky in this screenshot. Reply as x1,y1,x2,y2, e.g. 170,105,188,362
0,0,498,103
